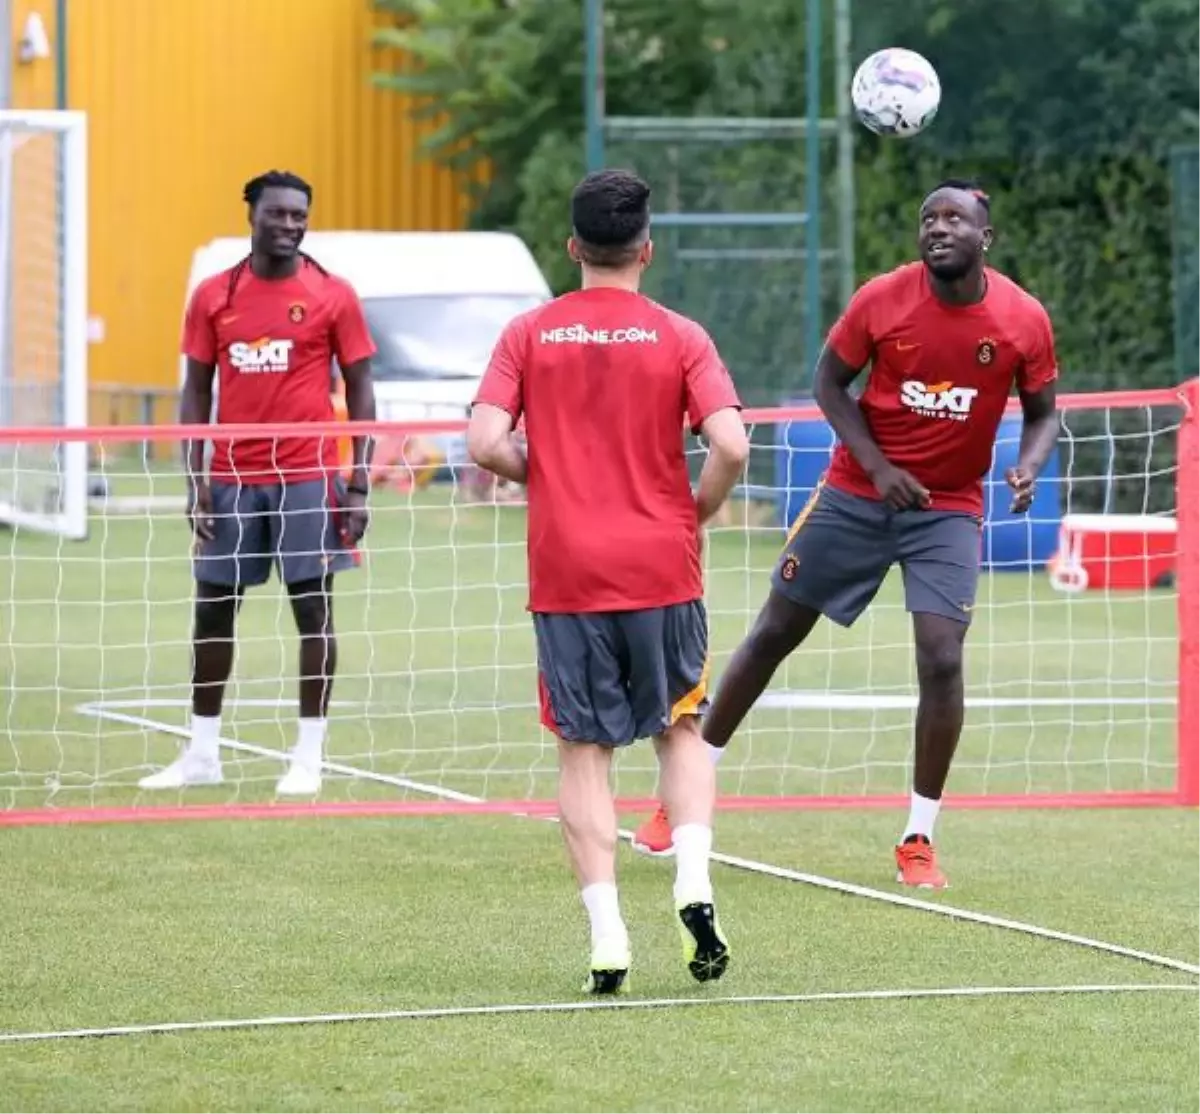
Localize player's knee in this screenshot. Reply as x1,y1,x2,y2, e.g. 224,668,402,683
746,613,800,664
289,580,332,637
915,637,963,687
193,595,237,642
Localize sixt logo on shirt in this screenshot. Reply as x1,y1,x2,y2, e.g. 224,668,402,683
539,325,659,345
228,337,294,374
900,379,979,421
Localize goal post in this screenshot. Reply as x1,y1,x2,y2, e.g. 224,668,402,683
0,110,88,541
0,384,1194,819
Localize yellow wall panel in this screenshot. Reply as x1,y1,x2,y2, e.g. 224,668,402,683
56,0,470,393
9,3,61,418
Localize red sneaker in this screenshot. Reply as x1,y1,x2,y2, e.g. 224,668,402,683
894,834,948,890
631,805,674,857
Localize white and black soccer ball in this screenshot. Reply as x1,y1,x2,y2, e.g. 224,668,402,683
851,47,941,138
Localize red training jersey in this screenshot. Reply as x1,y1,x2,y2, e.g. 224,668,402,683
824,262,1059,514
181,258,376,484
474,288,742,613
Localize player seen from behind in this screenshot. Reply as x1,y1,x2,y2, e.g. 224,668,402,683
140,170,376,796
632,180,1061,889
467,169,750,993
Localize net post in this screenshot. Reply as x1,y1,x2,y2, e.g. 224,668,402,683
60,111,88,540
1176,377,1199,806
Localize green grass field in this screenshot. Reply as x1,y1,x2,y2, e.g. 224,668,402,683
0,476,1195,1111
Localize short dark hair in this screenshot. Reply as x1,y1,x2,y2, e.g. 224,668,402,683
243,170,313,210
928,177,991,218
570,169,651,267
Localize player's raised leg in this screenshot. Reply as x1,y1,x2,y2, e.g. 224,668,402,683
630,590,815,856
702,591,821,751
632,487,892,853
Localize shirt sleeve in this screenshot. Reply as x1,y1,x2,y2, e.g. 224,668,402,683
682,321,741,434
331,282,377,367
825,277,881,369
474,318,526,419
1018,301,1060,393
181,283,217,364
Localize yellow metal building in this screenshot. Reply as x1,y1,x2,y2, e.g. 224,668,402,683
9,0,470,408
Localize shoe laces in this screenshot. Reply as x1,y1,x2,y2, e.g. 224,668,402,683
903,838,935,866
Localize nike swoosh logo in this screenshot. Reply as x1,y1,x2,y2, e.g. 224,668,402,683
896,341,919,351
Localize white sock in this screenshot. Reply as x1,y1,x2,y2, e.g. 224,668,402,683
189,714,222,762
672,823,714,906
293,718,327,768
580,882,627,948
707,743,725,766
903,792,942,841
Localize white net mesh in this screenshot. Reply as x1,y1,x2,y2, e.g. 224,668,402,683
0,111,87,540
0,394,1189,812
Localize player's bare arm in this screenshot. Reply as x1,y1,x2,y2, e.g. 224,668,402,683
180,355,217,541
467,403,528,485
1006,382,1058,513
813,344,931,511
695,407,750,524
340,356,375,541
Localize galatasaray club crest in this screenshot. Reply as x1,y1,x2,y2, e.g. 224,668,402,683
289,302,307,324
976,337,997,365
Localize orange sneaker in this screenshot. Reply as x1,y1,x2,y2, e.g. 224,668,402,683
894,834,948,890
631,805,674,857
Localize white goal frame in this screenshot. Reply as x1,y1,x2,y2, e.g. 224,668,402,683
0,109,88,540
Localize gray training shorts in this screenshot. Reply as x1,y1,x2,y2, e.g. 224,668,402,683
192,477,359,588
772,484,983,626
534,600,710,747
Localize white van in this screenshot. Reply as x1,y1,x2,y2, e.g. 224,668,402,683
180,230,552,423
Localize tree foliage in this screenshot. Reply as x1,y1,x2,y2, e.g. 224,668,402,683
372,0,1199,396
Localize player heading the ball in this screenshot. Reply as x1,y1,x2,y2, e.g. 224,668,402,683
468,169,750,994
140,170,377,797
633,179,1061,889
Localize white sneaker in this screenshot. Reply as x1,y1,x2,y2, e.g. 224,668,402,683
275,761,322,796
138,754,223,789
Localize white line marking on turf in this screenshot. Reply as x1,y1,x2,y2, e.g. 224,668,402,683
698,844,1200,977
77,701,481,805
78,700,1200,979
1,983,1193,1045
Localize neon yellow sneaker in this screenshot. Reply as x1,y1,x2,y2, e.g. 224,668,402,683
582,936,631,995
677,902,729,983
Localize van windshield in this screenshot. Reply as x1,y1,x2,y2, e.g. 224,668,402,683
362,294,545,381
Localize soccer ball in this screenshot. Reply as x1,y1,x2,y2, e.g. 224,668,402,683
851,48,941,138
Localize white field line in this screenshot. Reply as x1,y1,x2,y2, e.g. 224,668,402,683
82,700,1200,979
1,984,1194,1045
76,701,481,804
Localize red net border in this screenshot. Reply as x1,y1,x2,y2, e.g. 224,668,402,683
0,383,1194,826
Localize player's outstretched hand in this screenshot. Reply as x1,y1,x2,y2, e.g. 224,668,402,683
870,462,932,511
1005,465,1036,513
342,489,371,543
186,479,215,541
